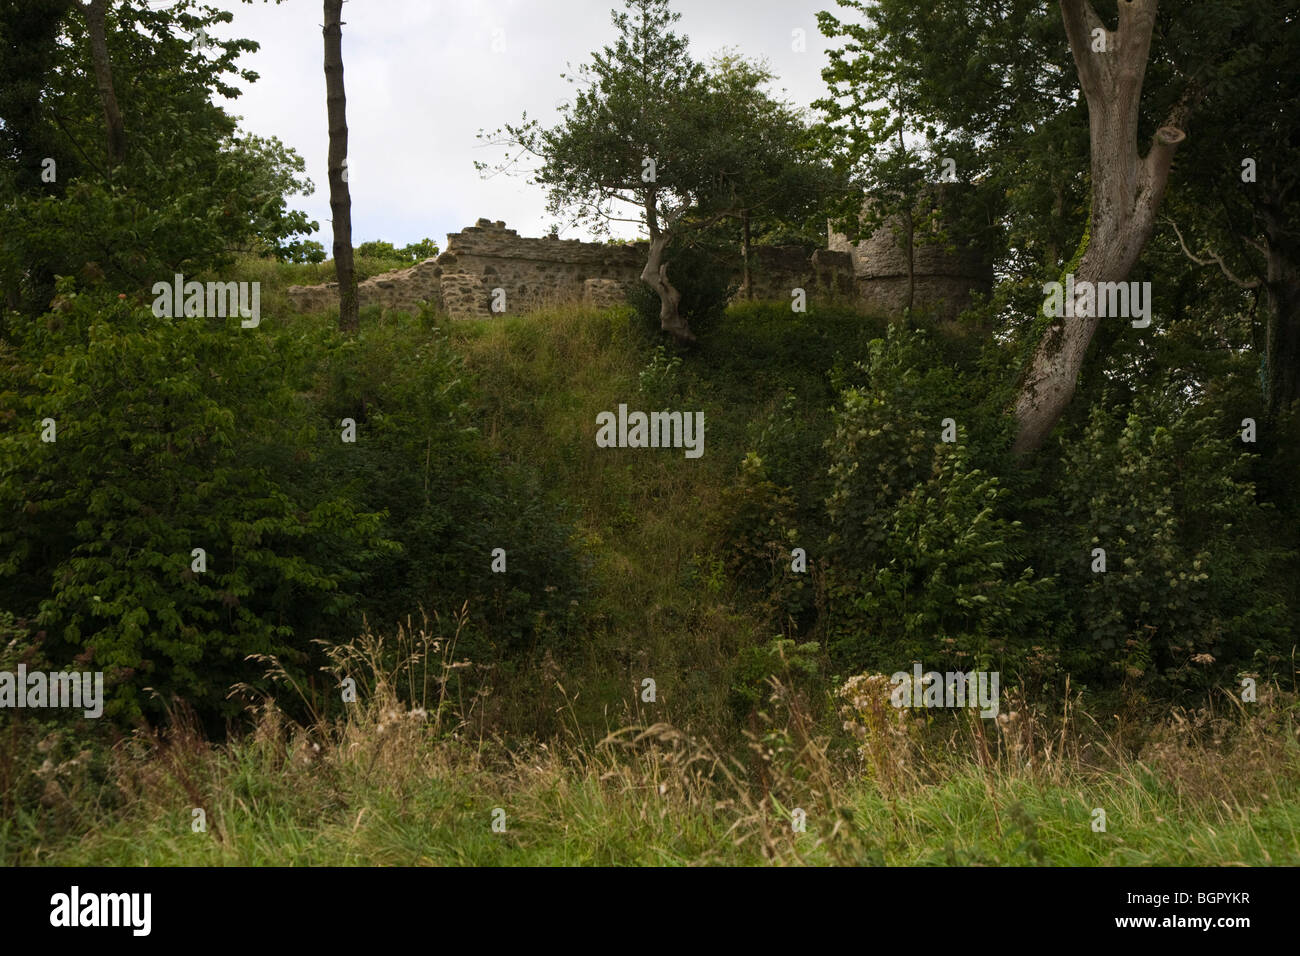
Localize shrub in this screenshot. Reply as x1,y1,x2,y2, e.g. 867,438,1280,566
712,452,816,636
822,325,1062,676
1052,389,1294,693
0,288,396,723
312,320,590,661
728,637,823,722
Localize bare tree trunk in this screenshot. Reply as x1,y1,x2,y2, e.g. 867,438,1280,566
898,126,915,317
903,209,915,317
1011,0,1187,455
741,209,752,300
85,0,125,167
1263,228,1300,420
642,195,693,342
323,0,358,333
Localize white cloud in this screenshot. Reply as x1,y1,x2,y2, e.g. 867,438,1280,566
207,0,835,248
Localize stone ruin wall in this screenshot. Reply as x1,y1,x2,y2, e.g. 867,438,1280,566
827,191,995,323
827,224,992,323
287,214,987,321
735,244,855,304
288,219,649,319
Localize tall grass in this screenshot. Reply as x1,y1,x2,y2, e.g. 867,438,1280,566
5,615,1296,865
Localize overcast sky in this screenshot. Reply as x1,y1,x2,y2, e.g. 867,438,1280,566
205,0,843,249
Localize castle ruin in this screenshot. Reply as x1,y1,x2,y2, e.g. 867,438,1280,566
286,214,989,322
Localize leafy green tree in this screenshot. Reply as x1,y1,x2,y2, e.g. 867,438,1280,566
1154,1,1300,426
699,53,848,299
355,238,441,263
356,240,406,262
0,290,396,721
400,238,440,262
819,1,1279,453
0,1,317,320
480,0,763,342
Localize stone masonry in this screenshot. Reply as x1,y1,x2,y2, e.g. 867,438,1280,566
828,190,994,323
287,212,988,321
288,219,648,319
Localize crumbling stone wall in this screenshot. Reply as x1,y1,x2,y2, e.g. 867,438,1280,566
286,209,984,321
287,219,647,319
828,192,994,322
729,244,855,304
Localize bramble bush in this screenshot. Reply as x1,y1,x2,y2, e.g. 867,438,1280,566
821,326,1063,676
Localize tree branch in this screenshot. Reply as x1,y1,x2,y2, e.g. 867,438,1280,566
1141,81,1198,200
1059,0,1108,99
1164,216,1260,289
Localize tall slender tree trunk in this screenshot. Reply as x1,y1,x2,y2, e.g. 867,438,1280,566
1262,222,1300,420
1011,0,1188,454
323,0,358,333
741,209,752,300
641,194,693,342
903,209,915,317
85,0,125,168
897,127,914,317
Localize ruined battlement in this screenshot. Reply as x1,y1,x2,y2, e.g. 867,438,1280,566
286,210,989,322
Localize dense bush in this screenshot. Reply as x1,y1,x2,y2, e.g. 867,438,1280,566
0,288,395,722
821,326,1063,676
0,288,589,725
1048,387,1294,693
311,322,590,660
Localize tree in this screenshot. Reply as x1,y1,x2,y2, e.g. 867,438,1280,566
325,0,361,335
85,0,125,168
0,0,317,321
356,238,441,263
1010,0,1191,454
818,1,1215,453
818,11,934,318
1156,1,1300,425
701,53,846,300
323,0,358,332
480,0,751,342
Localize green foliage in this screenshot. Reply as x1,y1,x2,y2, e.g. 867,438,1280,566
728,636,822,719
0,290,590,724
0,289,394,721
0,4,317,316
285,239,327,264
823,326,1061,673
400,238,441,262
311,322,589,660
700,52,848,252
636,344,684,406
354,238,440,264
479,0,708,233
712,452,814,636
1051,388,1294,692
355,240,404,262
